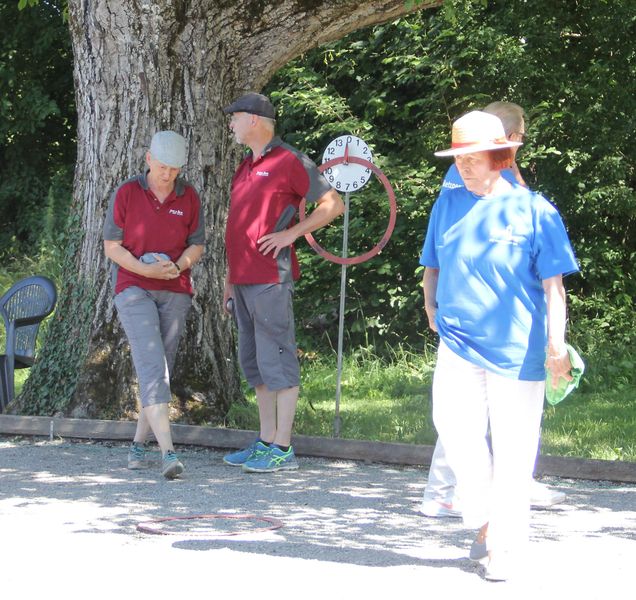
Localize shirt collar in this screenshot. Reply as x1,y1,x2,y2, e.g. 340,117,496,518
138,170,186,196
248,136,283,164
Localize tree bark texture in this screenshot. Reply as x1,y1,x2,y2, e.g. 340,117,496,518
16,0,441,420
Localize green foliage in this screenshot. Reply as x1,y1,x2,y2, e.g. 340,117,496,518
0,0,75,260
17,208,96,415
265,0,636,391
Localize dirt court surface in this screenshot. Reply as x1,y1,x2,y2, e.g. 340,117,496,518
1,437,634,599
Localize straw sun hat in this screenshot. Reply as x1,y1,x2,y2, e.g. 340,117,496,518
435,110,522,157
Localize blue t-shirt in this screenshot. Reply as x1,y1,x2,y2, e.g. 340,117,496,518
420,177,579,381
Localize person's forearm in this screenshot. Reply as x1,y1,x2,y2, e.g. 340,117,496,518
423,267,439,309
104,241,148,276
543,275,567,356
289,190,344,238
423,267,439,332
174,244,204,272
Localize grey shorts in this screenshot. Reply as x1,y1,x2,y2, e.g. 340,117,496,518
114,286,192,407
233,282,299,391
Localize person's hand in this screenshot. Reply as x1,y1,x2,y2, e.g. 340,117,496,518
425,305,438,332
546,347,573,389
223,281,234,315
145,256,180,280
258,229,297,258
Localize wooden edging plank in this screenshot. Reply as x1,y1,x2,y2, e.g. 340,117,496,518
1,414,635,483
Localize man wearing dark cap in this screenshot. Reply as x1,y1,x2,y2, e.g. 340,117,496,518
222,92,344,473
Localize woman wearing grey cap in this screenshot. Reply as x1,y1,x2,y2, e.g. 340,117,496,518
103,130,205,479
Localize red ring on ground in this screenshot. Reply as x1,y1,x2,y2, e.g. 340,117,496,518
299,156,397,265
136,513,284,536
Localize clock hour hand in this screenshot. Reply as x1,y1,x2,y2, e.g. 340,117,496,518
343,142,349,165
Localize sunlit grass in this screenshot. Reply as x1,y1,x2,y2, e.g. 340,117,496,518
540,391,636,461
226,346,636,462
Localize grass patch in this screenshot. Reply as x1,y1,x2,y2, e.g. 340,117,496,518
226,345,636,462
540,390,636,461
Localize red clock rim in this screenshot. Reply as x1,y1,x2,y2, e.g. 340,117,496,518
300,156,397,265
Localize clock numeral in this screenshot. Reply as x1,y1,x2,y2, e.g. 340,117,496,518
335,181,342,190
327,147,335,155
352,181,358,189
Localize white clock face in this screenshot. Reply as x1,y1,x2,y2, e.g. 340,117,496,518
322,135,373,192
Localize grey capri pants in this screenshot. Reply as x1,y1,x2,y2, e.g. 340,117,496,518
114,286,192,407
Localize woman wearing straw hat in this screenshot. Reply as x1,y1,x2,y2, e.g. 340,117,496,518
420,111,578,581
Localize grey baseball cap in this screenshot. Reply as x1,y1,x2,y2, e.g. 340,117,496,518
223,92,276,119
149,131,187,168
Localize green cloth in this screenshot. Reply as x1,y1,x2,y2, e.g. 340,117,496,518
545,344,585,406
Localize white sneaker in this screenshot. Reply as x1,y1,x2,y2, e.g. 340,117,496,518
530,480,566,508
418,498,461,518
484,553,513,582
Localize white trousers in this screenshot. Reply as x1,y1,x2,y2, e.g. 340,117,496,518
432,340,544,553
423,437,457,504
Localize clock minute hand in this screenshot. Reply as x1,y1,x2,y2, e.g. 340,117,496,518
343,142,350,165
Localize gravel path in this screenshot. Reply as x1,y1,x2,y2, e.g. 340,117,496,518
1,437,634,599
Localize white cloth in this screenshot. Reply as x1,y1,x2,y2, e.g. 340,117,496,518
432,340,544,553
423,438,457,504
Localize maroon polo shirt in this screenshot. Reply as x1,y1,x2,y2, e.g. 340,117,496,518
103,173,205,295
225,137,332,285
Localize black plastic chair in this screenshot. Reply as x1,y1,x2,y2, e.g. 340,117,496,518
0,276,57,412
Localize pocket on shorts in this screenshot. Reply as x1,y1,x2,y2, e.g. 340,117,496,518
253,284,293,338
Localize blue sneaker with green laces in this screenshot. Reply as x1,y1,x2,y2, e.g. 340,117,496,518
242,445,299,473
223,440,270,466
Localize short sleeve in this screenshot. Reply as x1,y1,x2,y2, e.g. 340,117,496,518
533,196,579,280
419,200,440,268
185,187,205,246
102,187,124,241
291,151,332,203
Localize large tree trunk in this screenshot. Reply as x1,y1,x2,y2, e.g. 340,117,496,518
16,0,440,420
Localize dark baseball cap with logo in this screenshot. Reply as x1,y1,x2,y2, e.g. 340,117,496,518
223,92,276,119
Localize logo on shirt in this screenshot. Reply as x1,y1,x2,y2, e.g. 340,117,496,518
442,181,463,190
256,171,270,177
169,209,184,216
489,224,520,245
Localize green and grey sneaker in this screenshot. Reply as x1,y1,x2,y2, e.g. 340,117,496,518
127,442,149,470
242,445,299,473
162,450,184,479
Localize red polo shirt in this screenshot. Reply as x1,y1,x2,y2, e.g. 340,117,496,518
103,173,205,295
225,137,332,285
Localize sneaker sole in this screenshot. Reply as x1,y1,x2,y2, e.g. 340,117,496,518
162,462,184,479
128,461,150,470
419,508,462,518
418,501,461,518
242,462,299,473
531,495,567,508
484,569,508,582
222,458,247,466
